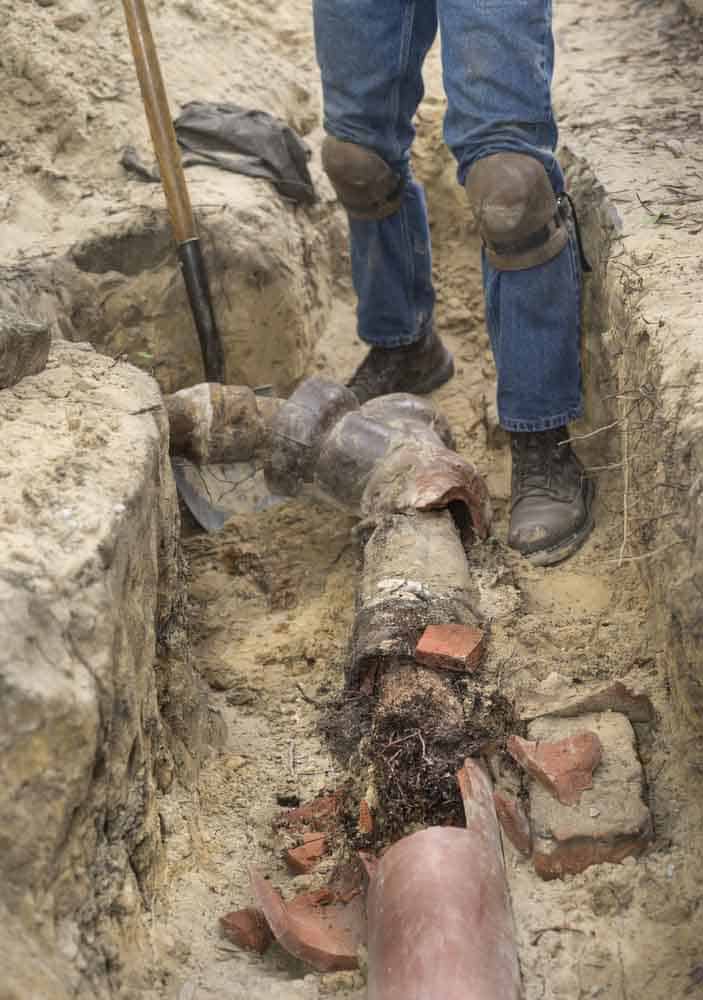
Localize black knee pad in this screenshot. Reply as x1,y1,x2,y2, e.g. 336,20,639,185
322,136,404,220
465,153,568,271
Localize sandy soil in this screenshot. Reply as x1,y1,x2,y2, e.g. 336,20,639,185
3,0,703,998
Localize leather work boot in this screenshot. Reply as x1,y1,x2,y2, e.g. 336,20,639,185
347,329,454,404
508,428,594,566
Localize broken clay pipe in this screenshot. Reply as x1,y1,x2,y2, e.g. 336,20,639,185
165,376,491,693
366,759,521,1000
164,375,490,540
264,376,490,538
347,508,478,690
263,377,490,691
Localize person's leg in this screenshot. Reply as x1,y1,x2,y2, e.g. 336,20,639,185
313,0,454,400
438,0,593,564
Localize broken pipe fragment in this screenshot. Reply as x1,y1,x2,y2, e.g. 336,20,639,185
250,870,361,973
366,759,521,1000
164,382,281,464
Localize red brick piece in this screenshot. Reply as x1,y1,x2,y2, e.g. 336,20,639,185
251,870,360,972
508,731,602,806
520,680,655,725
220,907,273,954
285,833,328,874
493,792,531,856
358,799,374,836
415,624,485,673
532,834,649,880
528,713,653,880
273,793,340,831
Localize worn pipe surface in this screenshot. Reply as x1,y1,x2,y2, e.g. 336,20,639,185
164,383,281,464
367,761,521,1000
265,376,490,532
348,508,477,690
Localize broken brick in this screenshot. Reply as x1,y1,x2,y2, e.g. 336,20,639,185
415,624,485,673
251,870,360,972
508,731,602,806
219,907,273,954
493,792,531,856
527,713,653,880
520,679,655,725
358,800,374,836
273,793,340,831
285,833,328,874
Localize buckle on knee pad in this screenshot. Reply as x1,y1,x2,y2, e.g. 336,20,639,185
466,153,569,271
484,209,563,262
322,137,404,220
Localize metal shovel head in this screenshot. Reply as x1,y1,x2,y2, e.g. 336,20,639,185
171,458,227,533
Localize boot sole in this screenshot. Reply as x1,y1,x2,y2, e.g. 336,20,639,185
524,479,596,568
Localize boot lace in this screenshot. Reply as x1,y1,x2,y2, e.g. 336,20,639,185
512,431,567,503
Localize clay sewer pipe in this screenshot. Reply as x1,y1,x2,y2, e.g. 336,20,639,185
165,378,521,998
165,375,491,688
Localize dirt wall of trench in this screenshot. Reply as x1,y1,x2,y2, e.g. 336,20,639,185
0,341,217,999
555,0,703,740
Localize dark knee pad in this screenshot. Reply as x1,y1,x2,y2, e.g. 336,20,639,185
465,153,568,271
322,136,404,220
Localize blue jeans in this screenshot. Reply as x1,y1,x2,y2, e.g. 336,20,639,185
313,0,582,432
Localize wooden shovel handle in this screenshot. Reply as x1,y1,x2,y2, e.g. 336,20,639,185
122,0,196,243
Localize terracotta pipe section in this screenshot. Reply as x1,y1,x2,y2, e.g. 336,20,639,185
348,508,476,690
367,760,521,1000
165,376,490,538
164,383,281,465
264,376,490,536
165,376,490,691
262,377,491,690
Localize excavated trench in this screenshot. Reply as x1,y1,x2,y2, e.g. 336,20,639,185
141,146,702,997
2,146,702,1000
4,14,703,998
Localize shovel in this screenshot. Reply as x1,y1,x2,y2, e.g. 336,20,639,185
122,0,226,385
122,0,231,530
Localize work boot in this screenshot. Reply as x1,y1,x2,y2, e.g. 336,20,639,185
347,329,454,404
508,428,594,566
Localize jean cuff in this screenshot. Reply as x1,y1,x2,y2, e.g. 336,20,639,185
358,332,424,348
500,408,583,433
358,318,433,349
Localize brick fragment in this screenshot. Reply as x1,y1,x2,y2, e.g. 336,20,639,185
273,792,340,831
527,713,652,880
251,870,360,972
219,907,273,954
415,624,485,673
285,833,328,874
520,680,655,724
358,799,374,836
508,731,602,805
0,313,51,390
493,792,531,856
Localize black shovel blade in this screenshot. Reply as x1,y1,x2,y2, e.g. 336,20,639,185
171,459,227,533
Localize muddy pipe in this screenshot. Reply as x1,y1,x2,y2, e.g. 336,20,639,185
164,382,282,465
366,759,521,1000
165,376,489,535
165,376,491,690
